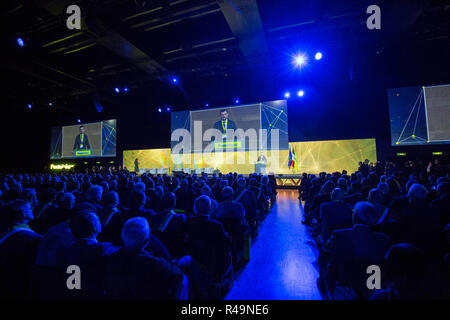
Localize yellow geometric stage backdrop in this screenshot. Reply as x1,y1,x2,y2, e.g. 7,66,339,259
123,138,377,175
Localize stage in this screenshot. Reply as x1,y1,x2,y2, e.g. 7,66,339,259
123,138,377,178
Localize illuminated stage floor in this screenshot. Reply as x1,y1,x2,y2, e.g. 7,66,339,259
226,190,323,300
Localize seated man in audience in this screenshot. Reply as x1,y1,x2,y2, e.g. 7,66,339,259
432,182,450,225
319,188,353,243
380,183,442,256
150,192,187,259
306,180,335,226
344,181,366,207
98,191,121,228
105,217,187,299
0,200,42,299
319,202,391,299
234,178,258,237
81,185,104,214
215,186,249,268
175,179,195,213
185,195,231,283
200,185,218,218
58,211,118,298
370,243,433,299
32,192,75,235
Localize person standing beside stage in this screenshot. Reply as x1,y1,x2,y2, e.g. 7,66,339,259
73,126,91,153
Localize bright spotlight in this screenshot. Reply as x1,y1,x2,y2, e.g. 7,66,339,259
171,77,178,83
123,87,129,92
297,90,304,97
294,54,306,67
27,103,32,109
314,52,322,60
114,87,120,93
158,108,162,113
166,107,171,112
235,98,240,104
205,103,209,107
77,118,81,123
17,38,25,47
284,92,291,99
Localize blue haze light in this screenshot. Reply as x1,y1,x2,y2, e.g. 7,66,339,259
17,38,25,47
314,52,323,60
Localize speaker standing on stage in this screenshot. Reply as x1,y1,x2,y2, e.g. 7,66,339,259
257,152,267,163
73,126,91,151
213,109,237,138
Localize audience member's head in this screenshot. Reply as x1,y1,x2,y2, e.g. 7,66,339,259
104,191,119,209
86,185,103,204
69,211,101,240
128,189,146,210
237,178,246,189
0,199,34,227
377,182,389,196
221,186,234,201
194,195,211,216
154,186,164,198
368,188,384,205
162,192,176,211
122,217,151,251
407,183,428,204
134,182,146,193
350,181,362,194
353,201,378,226
59,192,76,210
331,188,345,201
22,188,38,207
320,180,335,195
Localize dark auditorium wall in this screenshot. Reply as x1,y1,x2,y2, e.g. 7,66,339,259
1,34,449,172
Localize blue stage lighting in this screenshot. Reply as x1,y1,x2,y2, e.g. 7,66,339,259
158,108,162,113
123,87,129,92
297,90,305,97
205,103,209,107
166,107,171,112
294,54,306,67
114,87,120,93
235,98,240,104
27,104,32,109
315,52,322,60
284,91,291,99
77,118,81,123
171,77,178,83
17,38,25,47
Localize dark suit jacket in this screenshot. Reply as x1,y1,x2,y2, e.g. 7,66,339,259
320,201,353,242
73,133,91,150
213,119,237,134
105,248,184,299
149,211,187,259
58,238,118,298
322,224,391,299
185,215,231,280
0,227,42,298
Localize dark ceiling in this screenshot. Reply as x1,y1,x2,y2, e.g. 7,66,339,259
1,0,448,116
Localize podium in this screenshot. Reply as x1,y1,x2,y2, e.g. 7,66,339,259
254,161,266,174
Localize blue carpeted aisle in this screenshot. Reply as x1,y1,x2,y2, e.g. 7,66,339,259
226,189,322,300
